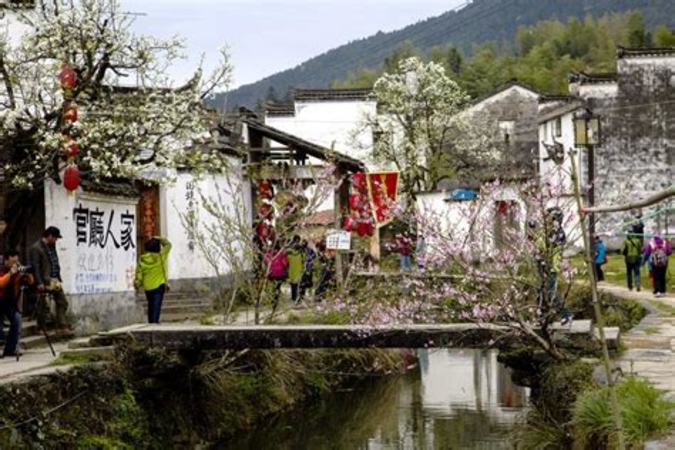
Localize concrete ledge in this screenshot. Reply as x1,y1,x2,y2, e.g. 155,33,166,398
101,322,609,351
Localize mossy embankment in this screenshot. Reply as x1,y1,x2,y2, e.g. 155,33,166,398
0,345,407,448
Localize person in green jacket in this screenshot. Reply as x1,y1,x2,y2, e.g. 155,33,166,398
287,235,305,304
135,236,171,323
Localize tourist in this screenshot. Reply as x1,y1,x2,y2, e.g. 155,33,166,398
622,232,642,291
314,240,334,301
396,233,413,272
415,235,427,272
631,211,645,246
0,251,33,357
643,235,672,297
265,241,288,309
287,236,304,304
30,226,69,331
135,236,172,324
594,235,607,282
299,240,316,301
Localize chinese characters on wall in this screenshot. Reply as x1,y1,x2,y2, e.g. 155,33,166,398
73,204,136,251
185,181,196,251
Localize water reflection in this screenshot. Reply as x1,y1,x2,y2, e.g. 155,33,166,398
220,349,528,450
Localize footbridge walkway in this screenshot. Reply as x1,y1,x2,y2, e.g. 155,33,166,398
92,320,619,351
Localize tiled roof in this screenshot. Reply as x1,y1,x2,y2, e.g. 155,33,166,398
265,103,295,117
294,88,373,102
470,79,540,106
617,47,675,59
569,71,617,84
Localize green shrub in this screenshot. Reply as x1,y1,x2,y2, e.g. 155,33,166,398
572,376,675,448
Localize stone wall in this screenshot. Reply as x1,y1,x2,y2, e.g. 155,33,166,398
586,54,674,243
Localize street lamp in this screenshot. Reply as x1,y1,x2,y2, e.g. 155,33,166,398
574,108,602,243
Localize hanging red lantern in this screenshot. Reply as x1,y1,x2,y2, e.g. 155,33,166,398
63,102,79,122
62,138,80,158
349,193,362,211
352,172,366,191
63,165,81,191
342,216,357,232
258,202,273,219
357,220,369,237
58,65,77,90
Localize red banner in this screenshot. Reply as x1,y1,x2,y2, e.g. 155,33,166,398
367,171,399,225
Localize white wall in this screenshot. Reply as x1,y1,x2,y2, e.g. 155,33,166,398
161,162,251,282
265,99,377,166
416,185,527,259
538,112,585,250
44,180,138,295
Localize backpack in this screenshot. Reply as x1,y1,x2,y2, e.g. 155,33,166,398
652,247,668,268
625,238,641,263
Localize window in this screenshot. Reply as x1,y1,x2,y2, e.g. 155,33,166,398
498,121,515,145
555,117,562,137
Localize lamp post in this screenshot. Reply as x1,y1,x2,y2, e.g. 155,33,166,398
574,108,601,240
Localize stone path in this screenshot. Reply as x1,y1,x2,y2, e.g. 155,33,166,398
0,343,71,385
596,283,675,448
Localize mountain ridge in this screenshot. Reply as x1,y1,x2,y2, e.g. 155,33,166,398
212,0,675,110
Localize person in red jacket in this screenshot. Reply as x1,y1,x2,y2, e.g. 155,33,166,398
0,251,31,357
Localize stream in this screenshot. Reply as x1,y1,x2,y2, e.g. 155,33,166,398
220,349,529,449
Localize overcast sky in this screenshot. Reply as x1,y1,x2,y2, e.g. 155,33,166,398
123,0,467,88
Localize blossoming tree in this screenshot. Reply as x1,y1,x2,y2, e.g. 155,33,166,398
0,0,233,189
365,57,500,204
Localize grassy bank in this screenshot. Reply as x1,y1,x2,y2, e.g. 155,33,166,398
0,346,406,448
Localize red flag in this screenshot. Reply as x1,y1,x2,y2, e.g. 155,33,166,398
367,171,399,226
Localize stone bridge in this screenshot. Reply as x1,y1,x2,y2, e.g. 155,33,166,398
93,320,618,351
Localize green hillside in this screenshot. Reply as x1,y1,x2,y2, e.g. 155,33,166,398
212,0,675,110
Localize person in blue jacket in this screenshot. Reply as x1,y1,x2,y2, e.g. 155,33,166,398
594,235,607,282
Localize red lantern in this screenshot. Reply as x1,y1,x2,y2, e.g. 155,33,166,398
342,216,356,232
352,172,366,191
63,165,80,191
357,220,369,237
63,103,78,122
349,194,362,211
63,139,80,158
258,202,273,219
59,65,77,90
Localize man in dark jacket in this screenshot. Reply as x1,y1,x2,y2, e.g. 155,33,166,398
29,226,69,330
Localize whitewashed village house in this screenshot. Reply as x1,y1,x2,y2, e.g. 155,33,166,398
1,2,254,333
416,81,541,253
538,47,674,249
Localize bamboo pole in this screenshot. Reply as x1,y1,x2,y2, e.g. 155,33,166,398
568,148,625,449
584,185,674,213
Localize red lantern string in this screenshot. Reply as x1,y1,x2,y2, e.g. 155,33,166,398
63,165,81,191
58,64,81,192
344,172,375,237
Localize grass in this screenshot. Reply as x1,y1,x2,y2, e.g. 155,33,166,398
572,376,675,448
651,300,675,316
50,351,110,366
570,254,674,292
642,326,661,335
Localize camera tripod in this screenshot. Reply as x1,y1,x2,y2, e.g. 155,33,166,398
14,286,56,362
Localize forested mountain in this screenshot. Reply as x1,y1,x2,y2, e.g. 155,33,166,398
212,0,675,110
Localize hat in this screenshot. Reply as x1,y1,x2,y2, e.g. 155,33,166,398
44,226,63,239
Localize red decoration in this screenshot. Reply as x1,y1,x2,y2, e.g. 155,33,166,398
63,165,81,191
62,138,80,158
58,65,77,90
343,216,357,232
352,172,366,191
63,103,79,122
349,194,362,210
357,221,369,237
